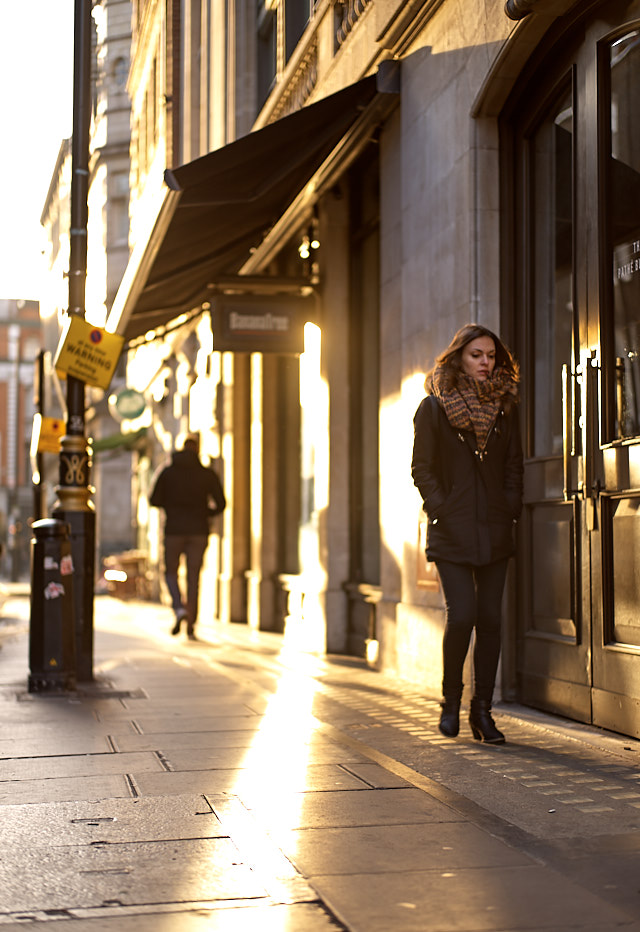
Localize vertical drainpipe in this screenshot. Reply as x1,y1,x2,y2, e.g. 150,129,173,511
470,122,479,325
7,323,20,581
53,0,96,683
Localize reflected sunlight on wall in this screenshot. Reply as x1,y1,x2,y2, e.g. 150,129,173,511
300,322,329,515
380,371,427,560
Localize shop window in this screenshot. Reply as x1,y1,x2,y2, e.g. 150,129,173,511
607,31,640,438
257,0,276,109
113,56,128,88
528,78,575,457
110,171,129,246
285,0,311,60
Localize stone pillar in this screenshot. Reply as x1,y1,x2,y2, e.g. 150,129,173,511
318,183,351,653
226,351,250,625
246,352,280,631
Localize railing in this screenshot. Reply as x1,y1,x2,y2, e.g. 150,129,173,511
269,39,319,121
259,0,373,127
335,0,373,47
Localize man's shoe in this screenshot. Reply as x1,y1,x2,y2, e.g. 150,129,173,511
171,609,188,636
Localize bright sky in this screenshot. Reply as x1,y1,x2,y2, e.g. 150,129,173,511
0,2,74,301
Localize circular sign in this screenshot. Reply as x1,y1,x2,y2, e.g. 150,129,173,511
111,389,146,420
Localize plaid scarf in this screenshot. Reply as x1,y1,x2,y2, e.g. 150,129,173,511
430,366,518,453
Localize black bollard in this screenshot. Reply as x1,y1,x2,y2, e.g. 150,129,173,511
28,519,76,693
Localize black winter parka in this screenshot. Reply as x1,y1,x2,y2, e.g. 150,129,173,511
411,395,523,566
150,449,226,537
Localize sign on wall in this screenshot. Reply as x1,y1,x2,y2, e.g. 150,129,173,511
211,294,312,354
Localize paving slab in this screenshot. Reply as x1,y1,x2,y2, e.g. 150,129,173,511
123,715,264,733
0,750,163,781
341,762,412,788
0,719,137,737
162,745,370,771
239,787,466,832
274,821,532,877
93,701,266,722
0,735,114,757
0,794,223,845
0,837,266,912
311,864,636,932
0,774,133,806
110,729,330,752
0,702,102,725
0,902,342,931
132,763,372,797
120,682,266,695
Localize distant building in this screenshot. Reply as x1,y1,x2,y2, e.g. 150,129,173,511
40,0,135,566
0,299,42,580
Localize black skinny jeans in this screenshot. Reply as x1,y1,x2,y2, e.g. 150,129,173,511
435,558,509,704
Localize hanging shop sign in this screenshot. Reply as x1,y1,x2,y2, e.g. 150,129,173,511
211,294,310,354
110,388,146,421
54,317,125,390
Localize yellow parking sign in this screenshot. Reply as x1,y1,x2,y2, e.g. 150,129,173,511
55,316,125,391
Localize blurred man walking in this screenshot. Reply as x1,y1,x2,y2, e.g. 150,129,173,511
150,436,226,639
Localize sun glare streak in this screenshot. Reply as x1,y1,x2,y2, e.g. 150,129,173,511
231,662,320,839
300,322,329,512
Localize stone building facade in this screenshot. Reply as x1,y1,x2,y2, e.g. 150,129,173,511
110,0,640,739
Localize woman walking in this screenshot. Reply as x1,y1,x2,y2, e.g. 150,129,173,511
411,324,523,743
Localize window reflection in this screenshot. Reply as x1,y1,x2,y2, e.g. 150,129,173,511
531,83,574,457
609,31,640,438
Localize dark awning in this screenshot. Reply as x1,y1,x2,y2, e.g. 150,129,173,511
108,65,399,341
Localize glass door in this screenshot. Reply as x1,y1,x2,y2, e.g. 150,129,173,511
509,9,640,738
514,74,592,722
591,27,640,737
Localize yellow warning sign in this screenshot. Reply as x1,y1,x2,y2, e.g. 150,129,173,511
55,316,125,391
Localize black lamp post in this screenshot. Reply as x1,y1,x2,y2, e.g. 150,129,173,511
53,0,95,682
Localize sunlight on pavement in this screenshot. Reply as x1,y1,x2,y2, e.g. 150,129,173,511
232,666,319,814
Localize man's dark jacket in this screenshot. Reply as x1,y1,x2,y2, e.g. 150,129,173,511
411,395,523,566
150,449,226,536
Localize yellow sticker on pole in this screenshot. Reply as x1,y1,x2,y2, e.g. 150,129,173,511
34,415,65,454
54,317,125,391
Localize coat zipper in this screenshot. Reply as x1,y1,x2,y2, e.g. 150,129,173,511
459,416,501,463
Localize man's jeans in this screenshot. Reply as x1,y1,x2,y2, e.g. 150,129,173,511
163,535,208,627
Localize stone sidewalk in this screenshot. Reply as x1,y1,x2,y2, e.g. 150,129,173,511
1,586,640,930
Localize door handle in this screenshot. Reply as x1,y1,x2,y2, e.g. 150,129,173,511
581,348,600,500
562,362,578,500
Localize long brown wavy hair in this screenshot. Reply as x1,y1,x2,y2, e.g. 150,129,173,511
426,323,520,407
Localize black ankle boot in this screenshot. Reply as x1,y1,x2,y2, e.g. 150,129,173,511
469,699,505,744
439,698,460,737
